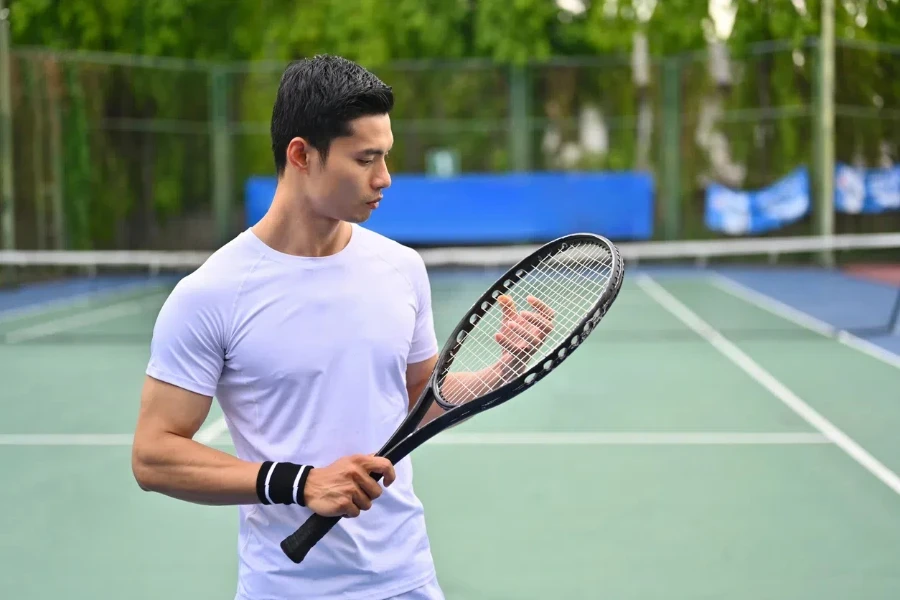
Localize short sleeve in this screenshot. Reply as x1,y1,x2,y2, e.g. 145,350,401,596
407,252,439,364
146,275,228,398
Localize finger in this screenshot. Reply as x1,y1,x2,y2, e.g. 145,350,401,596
351,488,373,512
497,320,537,347
339,498,361,518
360,456,395,483
497,294,518,322
520,311,553,334
354,468,384,500
527,295,555,320
382,464,396,487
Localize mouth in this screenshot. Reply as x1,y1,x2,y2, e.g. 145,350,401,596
366,198,382,208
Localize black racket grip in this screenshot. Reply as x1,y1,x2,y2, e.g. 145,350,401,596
280,470,387,563
280,513,342,564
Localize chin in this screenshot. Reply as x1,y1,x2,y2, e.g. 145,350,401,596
343,213,370,225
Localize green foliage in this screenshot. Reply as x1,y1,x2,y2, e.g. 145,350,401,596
7,0,900,247
60,65,91,249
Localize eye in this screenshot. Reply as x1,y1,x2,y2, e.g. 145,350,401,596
357,159,374,166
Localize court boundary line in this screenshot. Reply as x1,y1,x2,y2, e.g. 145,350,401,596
427,432,829,445
0,280,168,325
0,431,830,446
710,273,900,371
637,273,900,498
2,293,167,344
3,301,144,343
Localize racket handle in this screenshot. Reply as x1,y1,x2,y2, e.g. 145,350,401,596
280,470,387,563
280,513,342,564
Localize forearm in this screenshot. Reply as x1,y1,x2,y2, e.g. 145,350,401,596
409,355,516,427
416,364,505,428
132,431,262,506
440,361,509,405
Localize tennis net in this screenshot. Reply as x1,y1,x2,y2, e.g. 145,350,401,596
1,232,899,345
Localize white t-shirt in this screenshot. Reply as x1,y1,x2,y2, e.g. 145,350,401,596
146,224,441,600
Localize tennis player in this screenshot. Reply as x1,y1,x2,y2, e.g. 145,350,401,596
131,54,550,600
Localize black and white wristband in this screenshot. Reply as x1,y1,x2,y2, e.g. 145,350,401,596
256,461,314,506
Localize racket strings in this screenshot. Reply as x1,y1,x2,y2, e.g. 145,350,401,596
437,242,613,406
438,247,611,403
527,249,612,317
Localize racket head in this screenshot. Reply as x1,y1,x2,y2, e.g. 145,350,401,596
429,233,624,412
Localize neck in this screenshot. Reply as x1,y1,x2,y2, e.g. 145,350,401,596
251,185,352,258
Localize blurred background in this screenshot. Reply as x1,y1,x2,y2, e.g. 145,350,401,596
1,0,899,254
3,1,900,599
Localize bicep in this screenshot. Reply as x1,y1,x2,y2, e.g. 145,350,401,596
135,376,213,442
137,277,227,442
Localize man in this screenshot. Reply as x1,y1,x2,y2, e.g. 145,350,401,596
131,55,550,600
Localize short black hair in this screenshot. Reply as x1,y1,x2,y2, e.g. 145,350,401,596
270,55,394,176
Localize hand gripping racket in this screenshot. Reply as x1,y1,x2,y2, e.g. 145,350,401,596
280,232,625,563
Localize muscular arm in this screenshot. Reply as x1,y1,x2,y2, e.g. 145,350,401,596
131,376,262,505
406,354,442,425
405,353,514,427
132,376,396,515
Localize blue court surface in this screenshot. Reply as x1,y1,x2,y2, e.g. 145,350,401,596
2,259,900,599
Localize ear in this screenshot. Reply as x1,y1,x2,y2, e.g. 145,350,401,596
286,137,312,172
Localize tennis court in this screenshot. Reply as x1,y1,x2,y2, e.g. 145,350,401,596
3,243,900,600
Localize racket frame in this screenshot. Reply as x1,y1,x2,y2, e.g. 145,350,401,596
280,232,624,563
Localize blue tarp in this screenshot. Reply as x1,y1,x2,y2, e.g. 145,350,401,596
706,163,900,235
245,172,655,244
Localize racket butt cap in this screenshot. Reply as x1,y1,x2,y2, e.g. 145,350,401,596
280,536,312,564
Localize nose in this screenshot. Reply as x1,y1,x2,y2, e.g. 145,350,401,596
373,161,391,191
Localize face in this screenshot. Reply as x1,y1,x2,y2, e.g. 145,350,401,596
287,114,393,224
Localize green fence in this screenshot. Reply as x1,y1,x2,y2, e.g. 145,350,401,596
2,37,899,252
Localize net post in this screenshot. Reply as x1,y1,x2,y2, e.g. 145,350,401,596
888,285,900,335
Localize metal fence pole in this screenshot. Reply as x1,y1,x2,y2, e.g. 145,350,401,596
508,64,530,172
0,0,14,251
660,57,681,240
210,66,233,246
816,2,836,265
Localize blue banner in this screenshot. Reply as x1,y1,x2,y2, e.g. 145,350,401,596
705,167,811,235
245,172,655,244
835,163,900,214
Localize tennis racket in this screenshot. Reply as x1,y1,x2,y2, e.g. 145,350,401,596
280,232,624,564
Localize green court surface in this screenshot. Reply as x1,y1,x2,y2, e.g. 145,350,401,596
3,270,900,599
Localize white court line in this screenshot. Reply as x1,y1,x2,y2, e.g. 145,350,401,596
0,418,230,448
194,417,229,444
710,273,900,371
637,273,900,498
0,431,828,447
430,432,829,445
0,281,167,325
3,300,145,343
0,434,136,446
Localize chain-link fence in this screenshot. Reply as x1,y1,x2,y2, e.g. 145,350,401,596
4,37,899,251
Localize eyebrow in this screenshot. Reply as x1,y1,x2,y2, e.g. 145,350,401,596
358,147,391,156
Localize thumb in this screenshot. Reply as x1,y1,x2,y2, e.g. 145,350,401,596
497,294,517,322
